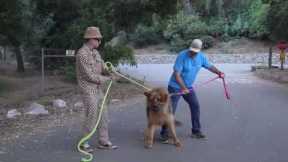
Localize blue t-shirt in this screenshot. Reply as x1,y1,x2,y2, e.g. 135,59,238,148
168,49,212,89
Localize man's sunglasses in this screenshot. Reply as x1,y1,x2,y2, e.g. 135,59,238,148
93,38,102,42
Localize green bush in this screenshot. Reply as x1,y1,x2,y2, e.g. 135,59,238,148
110,0,177,31
102,44,136,66
267,0,288,40
64,63,76,82
0,78,12,96
217,0,270,39
129,24,163,48
220,34,234,42
163,11,209,51
207,18,228,37
168,34,188,52
247,0,270,38
129,14,165,48
228,15,249,37
200,35,215,49
164,11,208,40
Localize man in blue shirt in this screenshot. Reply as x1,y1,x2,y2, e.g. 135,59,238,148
161,39,224,140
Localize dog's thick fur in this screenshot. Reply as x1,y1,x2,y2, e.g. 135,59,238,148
144,88,182,149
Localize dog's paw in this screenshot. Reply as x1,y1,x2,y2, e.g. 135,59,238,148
175,141,183,151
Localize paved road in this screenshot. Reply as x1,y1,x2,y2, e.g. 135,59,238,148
1,64,288,162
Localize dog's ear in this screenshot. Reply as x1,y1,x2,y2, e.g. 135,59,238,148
144,91,151,97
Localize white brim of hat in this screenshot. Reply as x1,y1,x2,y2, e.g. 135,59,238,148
189,47,201,53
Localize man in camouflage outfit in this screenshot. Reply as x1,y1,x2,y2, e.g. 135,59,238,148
76,26,118,152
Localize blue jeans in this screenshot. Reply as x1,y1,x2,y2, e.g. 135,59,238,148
161,86,201,136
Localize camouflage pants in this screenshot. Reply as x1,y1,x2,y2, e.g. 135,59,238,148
82,91,110,144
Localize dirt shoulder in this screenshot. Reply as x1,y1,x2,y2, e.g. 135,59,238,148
0,67,144,145
253,67,288,84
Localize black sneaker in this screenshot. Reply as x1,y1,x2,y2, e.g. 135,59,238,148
159,133,169,144
98,141,119,150
191,132,206,139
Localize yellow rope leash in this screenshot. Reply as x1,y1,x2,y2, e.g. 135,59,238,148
77,80,113,162
104,62,151,91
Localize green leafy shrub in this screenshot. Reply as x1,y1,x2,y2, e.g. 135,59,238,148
102,44,136,66
164,12,208,40
228,15,249,37
267,0,288,40
163,11,209,51
216,0,270,39
247,0,270,38
220,34,234,42
200,35,215,49
129,24,163,48
63,63,76,82
129,14,165,48
207,18,228,37
168,34,188,52
0,78,13,96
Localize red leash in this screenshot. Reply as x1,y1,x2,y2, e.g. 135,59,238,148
170,76,231,100
221,77,231,100
193,76,219,88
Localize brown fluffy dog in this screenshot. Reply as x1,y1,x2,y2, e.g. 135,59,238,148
144,88,182,149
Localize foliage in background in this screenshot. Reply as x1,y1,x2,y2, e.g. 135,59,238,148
163,11,209,51
0,78,12,96
267,0,288,40
110,0,178,31
2,0,288,74
247,0,270,39
159,0,272,51
0,0,34,72
224,0,269,38
226,15,249,37
26,0,135,76
206,18,228,38
129,14,165,48
33,0,178,49
63,62,76,82
200,35,215,49
102,44,136,66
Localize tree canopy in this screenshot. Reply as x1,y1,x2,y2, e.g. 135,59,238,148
0,0,287,72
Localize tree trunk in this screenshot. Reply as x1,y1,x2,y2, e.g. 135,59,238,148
217,0,224,17
205,0,212,15
14,46,25,72
182,0,192,14
4,46,6,63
